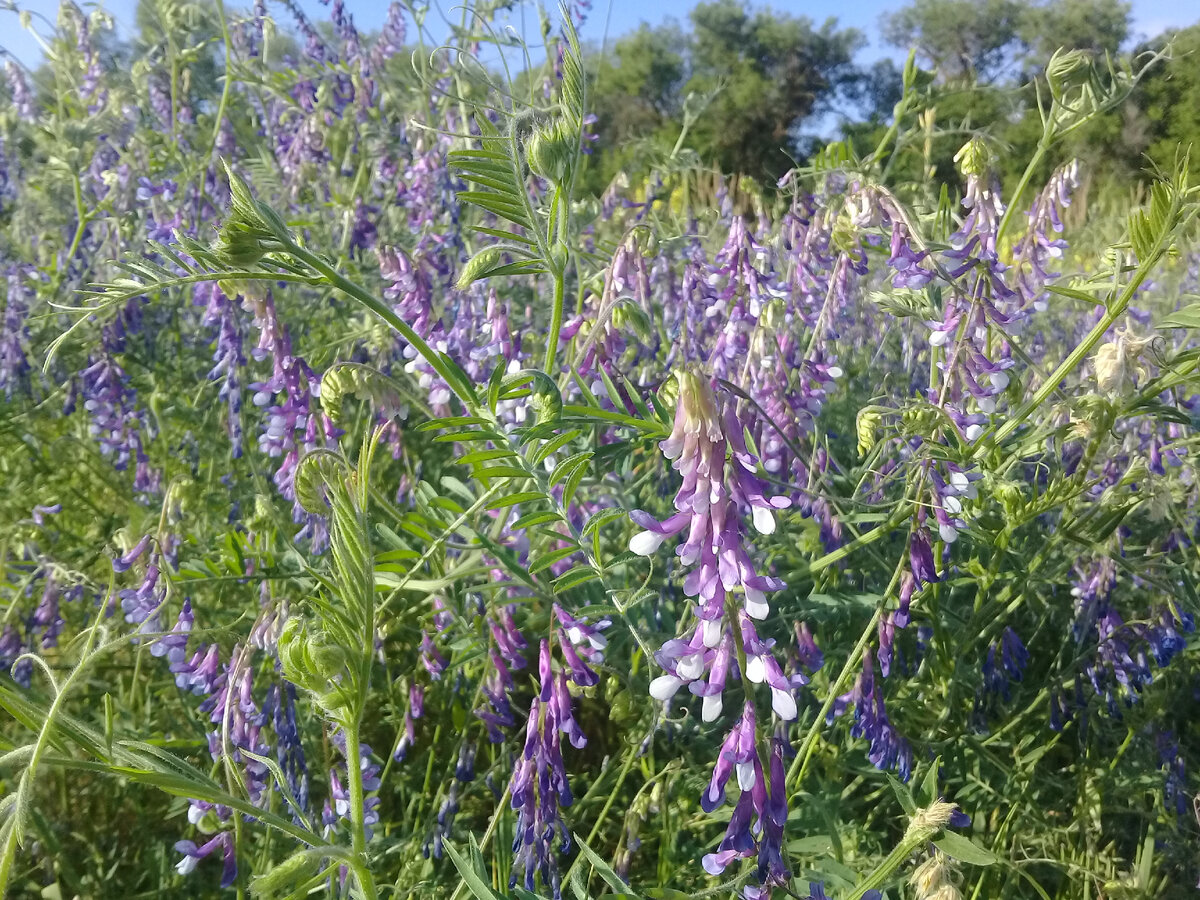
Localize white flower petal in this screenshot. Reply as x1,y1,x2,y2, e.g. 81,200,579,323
677,653,706,680
649,675,684,701
702,693,723,722
702,617,723,648
736,760,756,791
771,687,797,721
744,589,770,620
629,530,665,556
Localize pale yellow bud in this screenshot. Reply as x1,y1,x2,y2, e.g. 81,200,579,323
1094,326,1160,396
907,800,961,838
910,851,961,900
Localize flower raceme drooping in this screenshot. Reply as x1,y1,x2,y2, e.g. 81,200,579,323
507,633,603,900
629,371,787,594
629,371,796,721
830,649,912,780
700,706,792,896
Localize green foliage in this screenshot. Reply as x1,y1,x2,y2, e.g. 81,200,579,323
2,2,1200,900
583,0,863,189
1135,24,1200,177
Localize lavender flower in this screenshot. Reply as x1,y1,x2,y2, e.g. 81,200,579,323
4,62,35,120
1,266,32,397
198,283,246,456
507,637,597,898
699,706,792,893
1010,160,1080,316
330,731,381,839
631,373,788,669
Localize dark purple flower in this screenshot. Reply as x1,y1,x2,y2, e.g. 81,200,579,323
909,531,937,588
174,832,237,887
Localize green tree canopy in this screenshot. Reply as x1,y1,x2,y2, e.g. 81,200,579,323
583,0,863,190
882,0,1129,83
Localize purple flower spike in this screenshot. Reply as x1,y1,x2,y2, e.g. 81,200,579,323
636,373,789,722
701,702,757,812
420,631,447,680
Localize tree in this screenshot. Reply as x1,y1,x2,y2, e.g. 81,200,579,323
685,0,862,181
882,0,1130,84
1018,0,1129,70
882,0,1026,83
582,0,863,190
870,0,1151,194
1134,23,1200,176
582,24,689,192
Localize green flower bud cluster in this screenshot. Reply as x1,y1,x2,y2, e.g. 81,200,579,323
611,299,653,344
1045,49,1095,99
953,138,991,179
856,406,885,457
212,165,291,268
525,118,576,186
527,370,563,424
456,247,501,290
213,219,271,267
250,850,322,899
279,618,350,714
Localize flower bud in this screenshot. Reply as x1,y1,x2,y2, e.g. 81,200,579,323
528,371,563,423
525,119,575,185
611,299,652,344
250,850,321,898
856,406,882,457
994,481,1023,515
279,618,347,710
214,221,269,268
549,239,569,274
953,138,990,178
456,247,500,290
761,297,787,330
1045,48,1092,97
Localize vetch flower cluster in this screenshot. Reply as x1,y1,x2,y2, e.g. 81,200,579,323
631,371,797,722
507,629,605,900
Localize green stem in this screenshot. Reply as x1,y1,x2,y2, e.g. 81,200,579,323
282,242,475,409
342,718,378,900
845,824,942,900
803,511,904,576
786,553,908,791
786,605,882,790
994,137,1050,249
976,234,1171,458
546,269,565,372
0,581,110,896
208,0,235,162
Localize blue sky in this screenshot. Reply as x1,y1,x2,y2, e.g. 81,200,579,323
2,0,1197,70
